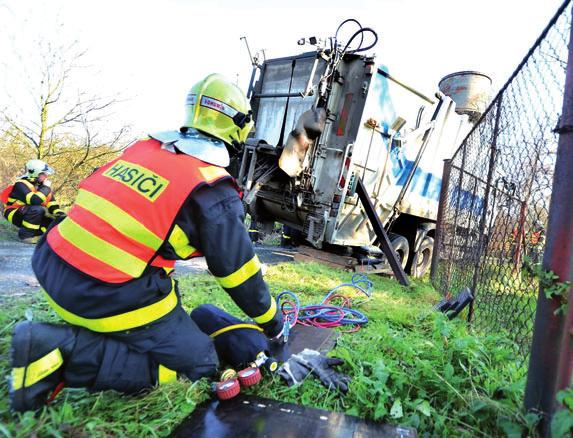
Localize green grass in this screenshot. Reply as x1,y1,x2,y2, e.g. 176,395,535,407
0,263,538,437
438,258,540,365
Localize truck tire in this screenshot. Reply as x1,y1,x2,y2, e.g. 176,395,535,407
411,236,433,278
388,233,409,270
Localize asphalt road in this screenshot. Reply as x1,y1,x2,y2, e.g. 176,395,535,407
0,240,295,297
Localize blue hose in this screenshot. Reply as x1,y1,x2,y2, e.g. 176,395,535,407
276,273,372,338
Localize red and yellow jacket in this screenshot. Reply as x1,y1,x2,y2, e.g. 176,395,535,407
2,178,62,223
36,138,282,336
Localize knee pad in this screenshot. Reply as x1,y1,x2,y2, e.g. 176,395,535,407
191,304,269,369
26,205,46,217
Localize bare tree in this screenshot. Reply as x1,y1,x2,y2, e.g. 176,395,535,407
0,34,133,202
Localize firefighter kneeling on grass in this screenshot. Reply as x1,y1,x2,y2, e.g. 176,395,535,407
9,74,284,412
1,160,65,243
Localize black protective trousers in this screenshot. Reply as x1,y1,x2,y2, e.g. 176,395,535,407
4,206,53,239
64,304,219,393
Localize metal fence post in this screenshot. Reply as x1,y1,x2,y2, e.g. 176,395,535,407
468,99,502,322
524,6,573,434
430,159,452,285
444,144,468,292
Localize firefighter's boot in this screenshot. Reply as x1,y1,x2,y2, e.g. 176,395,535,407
20,236,40,245
10,321,77,412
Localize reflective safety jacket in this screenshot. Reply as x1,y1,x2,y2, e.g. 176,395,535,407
47,139,230,284
2,178,62,224
0,178,64,231
38,138,283,336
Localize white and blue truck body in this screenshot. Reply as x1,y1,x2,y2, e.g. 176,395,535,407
237,43,489,277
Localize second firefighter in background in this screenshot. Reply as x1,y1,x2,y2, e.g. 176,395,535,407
1,160,64,243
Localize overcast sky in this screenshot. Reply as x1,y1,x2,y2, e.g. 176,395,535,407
0,0,567,136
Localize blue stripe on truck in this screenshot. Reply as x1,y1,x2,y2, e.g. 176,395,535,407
393,158,442,202
390,156,484,216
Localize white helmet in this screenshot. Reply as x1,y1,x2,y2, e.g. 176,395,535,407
21,159,54,180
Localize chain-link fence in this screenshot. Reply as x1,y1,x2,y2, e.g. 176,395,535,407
431,1,572,368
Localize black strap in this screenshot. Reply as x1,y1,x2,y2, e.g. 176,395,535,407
233,110,252,129
554,124,573,134
277,59,296,147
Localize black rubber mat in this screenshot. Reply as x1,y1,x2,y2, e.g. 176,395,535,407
269,324,339,362
169,394,417,438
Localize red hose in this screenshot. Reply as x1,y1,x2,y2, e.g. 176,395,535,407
278,279,370,333
304,301,360,330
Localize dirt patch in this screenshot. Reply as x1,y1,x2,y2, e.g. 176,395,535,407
174,245,296,276
0,240,39,297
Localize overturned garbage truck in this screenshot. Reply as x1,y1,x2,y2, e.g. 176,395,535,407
234,21,491,277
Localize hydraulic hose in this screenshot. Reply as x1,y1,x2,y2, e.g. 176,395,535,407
276,273,373,338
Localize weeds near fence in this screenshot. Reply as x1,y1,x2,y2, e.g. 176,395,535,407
552,387,573,437
432,0,572,371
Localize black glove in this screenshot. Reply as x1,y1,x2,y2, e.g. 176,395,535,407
278,355,312,386
278,348,350,393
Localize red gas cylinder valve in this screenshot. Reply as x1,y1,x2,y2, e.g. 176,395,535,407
237,367,262,387
215,378,240,400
